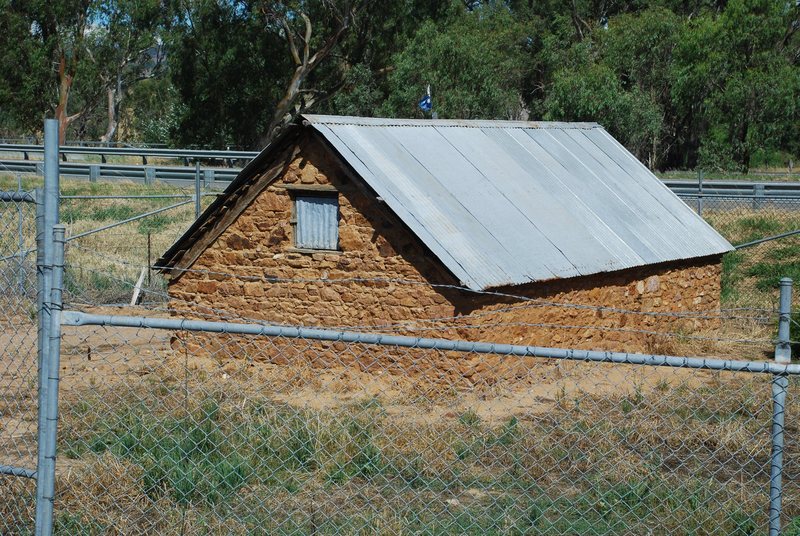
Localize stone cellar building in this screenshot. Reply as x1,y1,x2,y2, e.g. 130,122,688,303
157,115,732,366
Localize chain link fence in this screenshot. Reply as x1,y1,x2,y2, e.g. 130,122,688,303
0,191,39,536
11,292,793,535
680,194,800,312
3,215,799,533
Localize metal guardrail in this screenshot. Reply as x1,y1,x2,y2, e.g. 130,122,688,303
663,179,800,198
1,153,799,197
0,160,239,187
0,143,259,163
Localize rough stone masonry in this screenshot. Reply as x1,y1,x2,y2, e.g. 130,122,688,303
166,135,723,379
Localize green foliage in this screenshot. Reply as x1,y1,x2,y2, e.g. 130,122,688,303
0,0,166,141
137,213,172,234
381,5,533,120
542,7,678,166
0,0,796,170
672,0,800,171
329,63,384,117
458,409,481,427
786,515,800,536
165,0,291,148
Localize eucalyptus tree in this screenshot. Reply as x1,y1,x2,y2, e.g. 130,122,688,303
1,0,164,142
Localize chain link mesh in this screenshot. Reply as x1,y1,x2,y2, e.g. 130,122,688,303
3,320,786,534
681,195,800,311
0,195,38,534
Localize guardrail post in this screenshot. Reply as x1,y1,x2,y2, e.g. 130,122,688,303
697,170,704,216
194,161,202,219
754,183,765,209
770,277,792,536
204,169,214,189
144,166,155,185
89,164,99,183
35,118,59,536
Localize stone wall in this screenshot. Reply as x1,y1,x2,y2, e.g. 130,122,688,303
167,134,723,372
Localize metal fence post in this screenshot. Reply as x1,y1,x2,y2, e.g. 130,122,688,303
204,168,214,188
770,277,792,536
40,225,66,536
34,188,48,507
35,118,60,536
195,160,202,219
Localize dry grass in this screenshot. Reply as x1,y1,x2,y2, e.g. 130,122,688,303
0,174,209,304
3,315,796,534
1,333,793,535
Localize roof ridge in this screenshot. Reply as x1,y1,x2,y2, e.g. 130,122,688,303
302,114,601,130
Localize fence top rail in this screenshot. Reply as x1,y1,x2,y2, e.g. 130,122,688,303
0,190,36,203
736,229,800,250
62,311,799,375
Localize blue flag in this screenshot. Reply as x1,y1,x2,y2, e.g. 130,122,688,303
418,93,432,112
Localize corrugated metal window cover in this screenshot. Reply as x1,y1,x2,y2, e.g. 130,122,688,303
295,195,339,250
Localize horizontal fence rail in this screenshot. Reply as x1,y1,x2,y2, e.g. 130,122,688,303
62,311,800,375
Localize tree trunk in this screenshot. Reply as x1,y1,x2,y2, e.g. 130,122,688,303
256,9,353,149
263,67,308,146
100,87,118,143
739,118,750,173
54,54,81,144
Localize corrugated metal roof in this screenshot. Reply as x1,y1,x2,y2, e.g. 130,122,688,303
304,114,733,291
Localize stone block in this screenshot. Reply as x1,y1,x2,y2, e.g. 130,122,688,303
197,281,218,294
243,282,265,297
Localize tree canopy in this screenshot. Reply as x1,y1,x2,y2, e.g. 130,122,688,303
1,0,797,171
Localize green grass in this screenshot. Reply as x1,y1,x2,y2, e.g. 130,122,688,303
54,512,107,536
703,208,800,308
746,261,800,291
61,204,141,224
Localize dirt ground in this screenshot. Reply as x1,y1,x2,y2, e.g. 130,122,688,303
2,302,716,465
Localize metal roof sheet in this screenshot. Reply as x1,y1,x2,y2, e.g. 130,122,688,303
304,115,732,291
